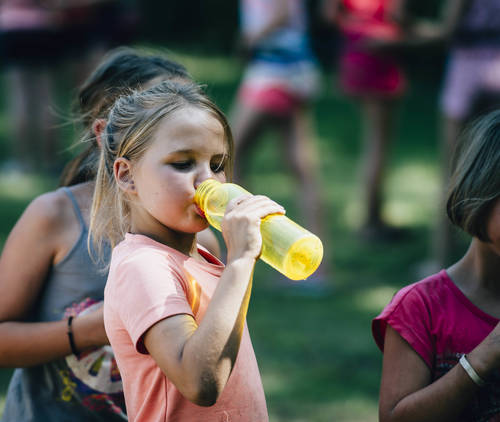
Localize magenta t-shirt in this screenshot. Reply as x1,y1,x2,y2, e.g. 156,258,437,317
372,270,500,421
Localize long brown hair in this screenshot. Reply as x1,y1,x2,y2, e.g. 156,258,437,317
59,46,191,187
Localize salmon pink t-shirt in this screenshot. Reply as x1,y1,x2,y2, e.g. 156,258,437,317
104,233,268,422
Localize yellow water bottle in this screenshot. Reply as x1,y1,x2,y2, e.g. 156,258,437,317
194,179,323,281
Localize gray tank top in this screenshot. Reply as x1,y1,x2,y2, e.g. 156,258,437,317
2,187,126,421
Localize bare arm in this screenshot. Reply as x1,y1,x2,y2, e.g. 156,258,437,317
144,195,284,406
0,192,108,367
379,324,500,422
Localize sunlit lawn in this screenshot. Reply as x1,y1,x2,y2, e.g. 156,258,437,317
0,47,468,421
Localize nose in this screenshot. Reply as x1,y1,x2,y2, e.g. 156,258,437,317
194,164,214,190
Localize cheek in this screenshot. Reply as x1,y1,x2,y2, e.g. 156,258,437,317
216,172,227,183
486,204,500,252
489,231,500,254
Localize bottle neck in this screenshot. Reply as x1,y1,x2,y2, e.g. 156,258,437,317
194,179,222,212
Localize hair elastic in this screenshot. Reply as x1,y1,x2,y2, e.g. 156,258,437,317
67,316,80,355
459,354,485,387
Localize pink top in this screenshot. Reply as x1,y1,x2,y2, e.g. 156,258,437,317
373,270,500,420
104,233,268,422
337,0,402,40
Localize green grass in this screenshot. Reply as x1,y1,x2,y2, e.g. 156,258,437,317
0,47,469,421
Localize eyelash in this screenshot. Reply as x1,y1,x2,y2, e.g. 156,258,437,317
170,160,225,173
170,161,193,170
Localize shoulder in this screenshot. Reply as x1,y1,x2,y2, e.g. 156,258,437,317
0,189,78,291
372,271,450,360
106,239,193,328
17,189,75,234
113,239,177,266
389,271,450,311
110,239,186,287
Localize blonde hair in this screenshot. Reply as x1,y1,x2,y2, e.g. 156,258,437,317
89,80,234,258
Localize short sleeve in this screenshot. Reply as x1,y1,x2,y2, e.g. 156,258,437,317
111,249,195,354
372,283,434,368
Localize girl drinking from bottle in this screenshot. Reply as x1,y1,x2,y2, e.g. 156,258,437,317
372,110,500,421
0,46,220,421
91,81,280,421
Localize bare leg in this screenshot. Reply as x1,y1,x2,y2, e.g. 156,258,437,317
5,65,59,172
432,115,463,267
278,107,332,281
359,97,397,232
6,66,34,169
38,67,60,171
278,107,324,237
230,100,271,184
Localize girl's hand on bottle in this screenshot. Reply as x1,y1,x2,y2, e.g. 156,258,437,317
468,321,500,379
221,195,285,263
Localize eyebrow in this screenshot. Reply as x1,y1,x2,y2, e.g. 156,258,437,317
170,149,196,154
169,149,225,157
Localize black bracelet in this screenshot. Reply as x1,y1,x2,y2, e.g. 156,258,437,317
67,316,79,355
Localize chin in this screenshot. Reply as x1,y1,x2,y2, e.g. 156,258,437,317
193,214,210,229
183,220,209,234
195,222,210,232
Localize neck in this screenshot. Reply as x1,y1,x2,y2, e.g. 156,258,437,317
448,238,500,294
139,229,198,256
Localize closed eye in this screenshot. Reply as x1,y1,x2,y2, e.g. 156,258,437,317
170,160,194,171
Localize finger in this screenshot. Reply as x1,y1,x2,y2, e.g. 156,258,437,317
233,199,286,220
226,194,253,213
251,203,286,220
228,195,285,216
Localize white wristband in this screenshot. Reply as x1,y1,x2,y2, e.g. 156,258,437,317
459,354,485,387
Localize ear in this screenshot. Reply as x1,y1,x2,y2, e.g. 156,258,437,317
92,119,107,148
114,157,137,195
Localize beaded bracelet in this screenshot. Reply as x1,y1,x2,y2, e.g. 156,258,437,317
67,316,79,355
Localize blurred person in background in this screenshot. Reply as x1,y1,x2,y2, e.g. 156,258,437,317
0,0,140,174
0,0,63,173
412,0,500,273
230,0,331,288
323,0,415,241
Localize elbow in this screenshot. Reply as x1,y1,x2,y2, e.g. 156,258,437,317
379,403,396,422
192,392,219,407
185,372,225,407
379,413,394,422
379,407,403,422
